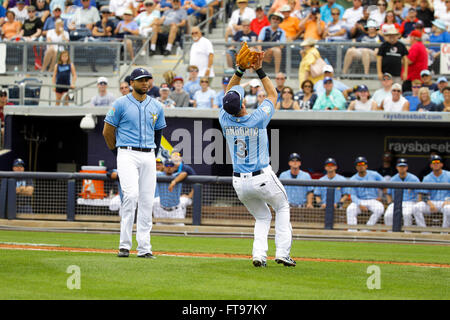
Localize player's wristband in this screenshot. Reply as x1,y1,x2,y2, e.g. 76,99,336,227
256,68,266,79
235,66,245,78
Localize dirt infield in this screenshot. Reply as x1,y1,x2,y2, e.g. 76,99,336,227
1,243,449,268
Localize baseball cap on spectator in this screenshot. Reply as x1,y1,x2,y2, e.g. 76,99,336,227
13,158,25,167
420,69,431,77
414,20,424,28
123,9,133,15
408,7,416,12
354,156,368,166
160,83,170,91
324,158,337,166
236,0,248,3
223,85,244,115
438,76,448,83
53,4,62,10
0,89,7,96
130,68,152,81
410,30,422,38
311,7,320,14
27,5,36,11
97,76,108,85
255,5,263,11
323,65,334,74
357,84,369,92
269,12,284,22
100,6,111,13
164,160,175,167
432,19,447,31
323,77,333,83
391,83,402,92
366,19,378,29
289,153,301,161
144,0,154,4
249,79,261,87
172,76,183,84
280,4,291,11
396,158,408,167
383,72,393,80
222,76,230,84
430,155,442,163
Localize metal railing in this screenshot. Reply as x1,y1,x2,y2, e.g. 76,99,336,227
1,171,449,233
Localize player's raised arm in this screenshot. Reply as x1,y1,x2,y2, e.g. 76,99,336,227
226,42,256,92
251,52,277,107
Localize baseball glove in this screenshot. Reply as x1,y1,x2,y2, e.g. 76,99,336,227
236,42,259,69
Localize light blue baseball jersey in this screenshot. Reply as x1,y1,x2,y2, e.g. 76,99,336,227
349,170,384,205
156,171,183,207
387,173,420,202
279,170,313,206
421,170,450,201
314,174,349,204
104,93,166,149
219,98,274,173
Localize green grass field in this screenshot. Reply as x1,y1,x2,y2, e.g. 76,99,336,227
0,230,449,300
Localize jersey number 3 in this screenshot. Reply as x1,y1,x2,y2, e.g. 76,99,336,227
234,138,249,159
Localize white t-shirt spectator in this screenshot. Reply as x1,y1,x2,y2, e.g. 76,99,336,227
91,93,116,107
11,7,29,24
372,88,392,107
228,7,256,34
70,6,100,27
109,0,134,17
369,10,386,27
135,10,160,32
46,29,69,51
326,20,347,41
194,88,216,109
189,36,214,77
382,96,408,112
342,6,363,30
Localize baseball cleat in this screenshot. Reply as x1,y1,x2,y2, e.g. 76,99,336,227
252,258,267,268
275,256,296,267
117,248,130,258
137,253,156,259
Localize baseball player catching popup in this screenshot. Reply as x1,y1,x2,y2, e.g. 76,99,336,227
103,68,166,259
219,43,295,268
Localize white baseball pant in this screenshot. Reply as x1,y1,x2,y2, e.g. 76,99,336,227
153,196,193,220
384,201,415,227
413,201,450,228
232,166,292,260
117,148,156,256
346,199,385,226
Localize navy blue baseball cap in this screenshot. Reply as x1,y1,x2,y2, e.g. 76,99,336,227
222,77,230,85
311,7,320,14
13,158,25,167
325,158,337,166
430,155,442,163
164,160,175,167
323,77,333,83
396,158,408,167
357,85,369,92
223,85,244,115
289,153,301,161
130,68,152,81
354,156,368,166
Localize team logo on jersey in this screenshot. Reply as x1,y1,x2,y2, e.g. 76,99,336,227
261,105,271,116
151,113,158,125
107,107,115,117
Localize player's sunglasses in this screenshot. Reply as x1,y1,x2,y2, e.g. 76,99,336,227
431,160,441,164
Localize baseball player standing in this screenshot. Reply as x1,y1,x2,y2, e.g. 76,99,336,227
219,45,295,268
103,68,166,258
346,156,385,231
314,158,349,209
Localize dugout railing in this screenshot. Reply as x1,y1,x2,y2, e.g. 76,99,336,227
0,171,449,233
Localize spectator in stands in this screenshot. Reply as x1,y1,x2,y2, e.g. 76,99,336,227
413,155,450,230
346,156,385,231
324,7,347,41
269,0,301,15
380,10,402,36
92,6,114,39
298,38,323,87
406,79,422,111
119,81,131,95
342,20,381,76
19,5,43,41
257,12,286,74
193,77,215,108
314,158,349,209
0,89,12,141
250,5,269,36
377,26,408,82
41,18,68,72
61,0,77,21
109,0,134,19
150,0,187,56
42,5,68,37
400,7,419,37
157,83,176,108
12,158,34,214
157,0,173,13
213,76,230,109
275,72,287,102
377,151,396,180
320,0,344,24
1,10,21,40
146,73,160,98
343,0,364,34
279,4,301,41
11,0,29,24
184,65,201,103
276,86,300,110
169,76,190,108
435,0,450,27
380,83,410,111
52,50,76,106
189,26,214,78
256,89,267,107
243,79,260,109
437,86,450,111
5,0,29,9
35,0,50,23
298,7,325,40
225,19,257,70
313,77,347,110
314,65,350,97
431,76,448,104
403,30,428,92
68,0,100,38
420,69,438,91
417,86,441,111
348,85,378,111
279,152,314,208
296,79,317,110
417,0,434,27
135,0,160,38
373,72,393,107
369,0,387,27
392,0,405,24
224,0,255,41
91,77,115,107
184,0,208,27
429,19,450,74
114,9,139,61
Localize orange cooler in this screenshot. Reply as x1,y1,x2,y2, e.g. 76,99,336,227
79,165,107,199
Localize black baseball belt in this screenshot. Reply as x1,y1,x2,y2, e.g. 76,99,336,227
119,146,154,152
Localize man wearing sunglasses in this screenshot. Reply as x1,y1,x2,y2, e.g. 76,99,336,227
19,5,43,41
91,77,116,107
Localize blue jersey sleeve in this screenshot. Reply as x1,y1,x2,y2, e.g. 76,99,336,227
104,98,122,127
155,104,167,130
254,99,274,127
